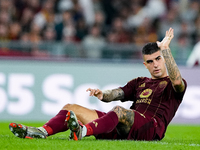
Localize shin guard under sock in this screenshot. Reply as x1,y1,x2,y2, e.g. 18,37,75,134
86,111,118,136
43,110,69,135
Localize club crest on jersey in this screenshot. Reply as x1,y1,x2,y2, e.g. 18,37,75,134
140,89,152,98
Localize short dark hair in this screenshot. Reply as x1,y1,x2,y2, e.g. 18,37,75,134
142,42,160,55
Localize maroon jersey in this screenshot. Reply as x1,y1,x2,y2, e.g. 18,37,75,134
120,76,187,139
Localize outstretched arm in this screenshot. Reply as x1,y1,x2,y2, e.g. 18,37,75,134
157,28,185,92
86,88,124,102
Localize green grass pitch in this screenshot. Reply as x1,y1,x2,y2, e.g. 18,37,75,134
0,122,200,150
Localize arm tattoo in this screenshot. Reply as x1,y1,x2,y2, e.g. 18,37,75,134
162,48,185,92
101,88,124,102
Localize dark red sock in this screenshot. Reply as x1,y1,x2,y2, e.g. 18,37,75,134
43,110,68,136
86,111,118,136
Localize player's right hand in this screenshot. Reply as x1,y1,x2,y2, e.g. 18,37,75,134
157,27,174,49
86,88,103,100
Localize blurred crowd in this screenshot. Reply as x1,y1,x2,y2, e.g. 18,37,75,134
0,0,200,63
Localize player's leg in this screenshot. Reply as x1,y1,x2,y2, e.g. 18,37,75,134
66,105,135,140
62,104,99,125
84,105,134,137
9,103,99,139
126,110,158,140
42,104,98,136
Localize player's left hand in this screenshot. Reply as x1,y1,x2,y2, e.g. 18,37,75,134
157,28,174,49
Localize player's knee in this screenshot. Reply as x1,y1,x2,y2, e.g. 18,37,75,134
62,103,73,110
111,105,124,114
62,103,80,111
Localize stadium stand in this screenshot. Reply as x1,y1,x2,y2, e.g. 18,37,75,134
0,0,200,65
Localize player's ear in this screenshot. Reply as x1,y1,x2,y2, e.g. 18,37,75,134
143,62,148,69
142,55,147,69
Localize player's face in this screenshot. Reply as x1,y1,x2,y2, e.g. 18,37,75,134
143,51,167,79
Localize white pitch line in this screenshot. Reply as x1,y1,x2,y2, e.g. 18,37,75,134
151,141,200,147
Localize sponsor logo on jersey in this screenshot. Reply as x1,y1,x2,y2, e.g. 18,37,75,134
136,98,152,105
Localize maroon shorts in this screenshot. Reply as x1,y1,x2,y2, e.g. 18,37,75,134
94,110,159,141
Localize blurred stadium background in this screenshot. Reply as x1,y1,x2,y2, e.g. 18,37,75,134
0,0,200,124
